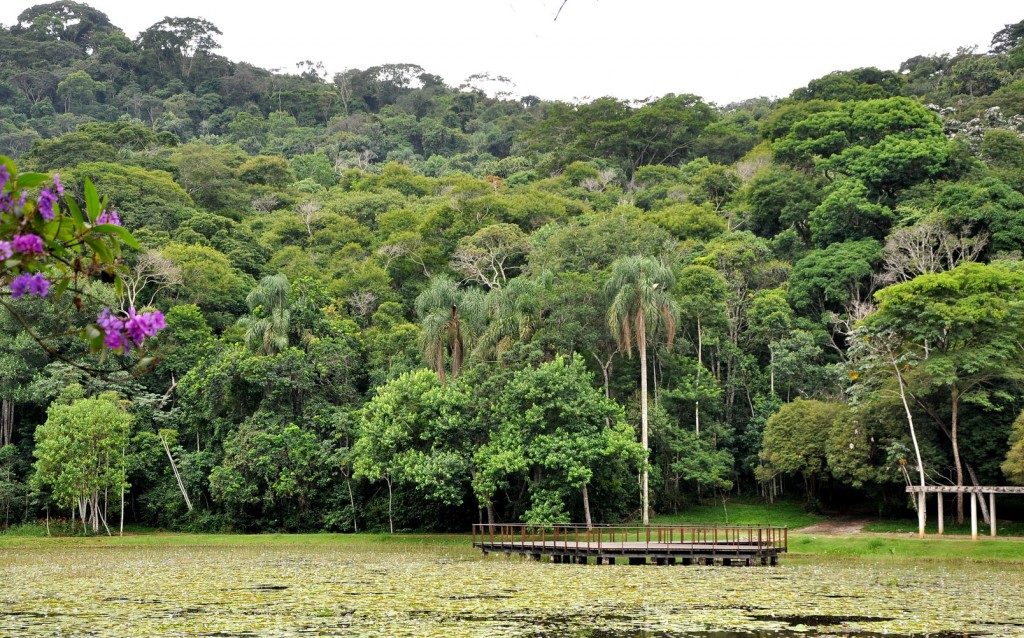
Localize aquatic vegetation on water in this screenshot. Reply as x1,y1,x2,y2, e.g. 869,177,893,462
0,540,1021,637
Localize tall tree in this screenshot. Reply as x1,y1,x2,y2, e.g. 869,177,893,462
414,276,486,381
606,255,679,524
865,262,1024,522
239,274,291,356
32,388,132,534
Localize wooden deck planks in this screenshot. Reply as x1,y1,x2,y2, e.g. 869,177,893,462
472,524,787,566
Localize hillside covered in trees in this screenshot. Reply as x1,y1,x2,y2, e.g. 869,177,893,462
3,2,1024,533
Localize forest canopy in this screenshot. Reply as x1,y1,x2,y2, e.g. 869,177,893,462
3,2,1024,532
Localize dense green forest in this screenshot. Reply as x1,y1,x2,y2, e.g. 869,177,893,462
3,2,1024,533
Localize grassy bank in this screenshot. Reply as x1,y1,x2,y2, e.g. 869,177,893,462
786,532,1024,562
652,499,825,528
4,529,1024,563
864,518,1024,536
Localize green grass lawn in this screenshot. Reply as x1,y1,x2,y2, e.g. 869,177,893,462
787,532,1024,562
864,518,1024,536
652,498,825,529
5,529,1024,563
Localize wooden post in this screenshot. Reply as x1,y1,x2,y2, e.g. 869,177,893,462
937,493,944,535
917,491,926,538
970,493,978,541
990,492,996,538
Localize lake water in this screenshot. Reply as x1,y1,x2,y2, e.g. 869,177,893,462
1,536,1021,637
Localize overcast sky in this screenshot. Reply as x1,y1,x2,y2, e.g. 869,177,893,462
6,1,1023,104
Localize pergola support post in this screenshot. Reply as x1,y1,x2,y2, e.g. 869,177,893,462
970,493,978,541
917,492,926,538
937,493,944,535
990,492,996,538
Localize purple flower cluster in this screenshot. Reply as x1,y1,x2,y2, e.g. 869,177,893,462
35,175,64,221
37,189,57,221
10,273,49,299
0,241,10,260
0,165,8,191
12,234,44,255
97,307,166,351
96,209,121,226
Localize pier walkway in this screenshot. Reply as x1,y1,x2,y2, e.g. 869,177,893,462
472,523,788,566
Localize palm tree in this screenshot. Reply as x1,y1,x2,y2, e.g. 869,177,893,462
605,256,679,525
240,274,291,355
475,272,552,360
415,276,486,380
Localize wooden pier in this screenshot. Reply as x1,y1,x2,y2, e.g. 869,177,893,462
472,523,788,566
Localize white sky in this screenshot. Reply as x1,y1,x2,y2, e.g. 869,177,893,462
6,1,1023,104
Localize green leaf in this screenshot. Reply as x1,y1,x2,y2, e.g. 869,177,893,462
91,224,140,250
41,219,63,241
64,196,84,231
85,236,112,263
84,178,101,222
16,172,47,189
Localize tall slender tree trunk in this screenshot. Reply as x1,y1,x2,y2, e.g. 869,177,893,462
695,317,702,435
161,433,193,512
893,357,927,537
120,444,126,536
638,308,650,526
582,484,592,530
0,398,12,447
385,475,394,534
449,307,462,379
346,479,358,532
769,347,775,397
951,385,965,524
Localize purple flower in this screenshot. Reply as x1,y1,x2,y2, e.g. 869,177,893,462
97,307,165,351
10,273,49,299
96,209,121,226
0,165,9,191
12,234,44,255
0,241,11,260
97,308,127,350
52,173,63,196
0,193,12,213
37,188,57,221
124,308,166,344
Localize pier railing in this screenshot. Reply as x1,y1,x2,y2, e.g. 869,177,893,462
472,523,788,554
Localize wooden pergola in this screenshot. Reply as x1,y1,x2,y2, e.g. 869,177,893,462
906,485,1024,540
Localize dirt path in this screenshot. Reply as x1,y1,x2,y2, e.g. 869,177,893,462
799,518,871,534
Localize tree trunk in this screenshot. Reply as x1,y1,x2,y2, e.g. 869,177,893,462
695,317,702,435
638,308,650,526
120,444,126,536
385,476,394,534
769,347,775,397
450,306,462,379
0,398,12,447
582,484,593,530
651,353,658,408
892,356,927,537
951,385,964,525
486,504,495,525
161,433,193,512
967,464,990,525
346,479,358,532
